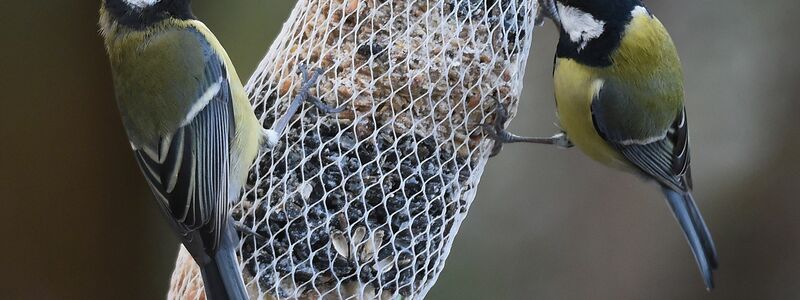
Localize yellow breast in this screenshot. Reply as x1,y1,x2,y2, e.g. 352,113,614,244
553,58,631,170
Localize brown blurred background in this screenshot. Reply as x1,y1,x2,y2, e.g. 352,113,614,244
1,1,798,299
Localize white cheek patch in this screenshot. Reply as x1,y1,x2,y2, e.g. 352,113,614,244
123,0,162,9
631,5,650,18
557,3,606,51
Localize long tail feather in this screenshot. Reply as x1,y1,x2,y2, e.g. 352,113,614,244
684,192,719,270
662,188,718,290
199,226,248,300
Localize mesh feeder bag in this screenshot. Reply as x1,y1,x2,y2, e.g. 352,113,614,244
169,0,541,298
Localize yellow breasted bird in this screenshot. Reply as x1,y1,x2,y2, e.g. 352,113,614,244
99,0,264,298
486,0,719,289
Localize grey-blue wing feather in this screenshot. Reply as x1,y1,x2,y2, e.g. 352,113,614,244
123,24,248,299
134,89,233,251
591,81,689,191
131,33,235,251
590,82,717,289
617,135,686,191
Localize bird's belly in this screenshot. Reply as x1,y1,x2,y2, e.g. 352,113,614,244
229,79,262,202
554,59,631,171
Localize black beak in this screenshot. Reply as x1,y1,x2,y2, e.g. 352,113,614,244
536,0,562,28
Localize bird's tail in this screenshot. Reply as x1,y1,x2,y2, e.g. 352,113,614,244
198,226,249,300
662,188,719,290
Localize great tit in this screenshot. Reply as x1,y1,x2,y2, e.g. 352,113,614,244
99,0,265,298
486,0,719,289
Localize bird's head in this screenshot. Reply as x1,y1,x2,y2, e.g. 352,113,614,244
551,0,647,48
542,0,650,66
101,0,194,29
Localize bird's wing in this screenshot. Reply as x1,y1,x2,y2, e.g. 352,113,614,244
130,27,235,252
590,79,689,192
591,80,717,288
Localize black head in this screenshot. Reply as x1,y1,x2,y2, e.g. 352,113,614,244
552,0,647,67
103,0,194,29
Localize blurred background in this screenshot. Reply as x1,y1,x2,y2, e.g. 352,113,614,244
0,0,798,299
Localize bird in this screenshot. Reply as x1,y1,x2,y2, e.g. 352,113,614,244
98,1,341,298
99,0,259,298
484,0,719,289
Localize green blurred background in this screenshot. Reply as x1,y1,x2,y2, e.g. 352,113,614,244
1,1,798,299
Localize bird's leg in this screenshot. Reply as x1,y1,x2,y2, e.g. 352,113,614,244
481,96,573,157
262,64,344,149
233,221,267,242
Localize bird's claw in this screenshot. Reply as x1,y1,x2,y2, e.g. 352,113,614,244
479,123,505,157
481,97,513,157
309,96,346,114
263,63,345,150
297,64,323,88
233,221,267,241
296,64,345,114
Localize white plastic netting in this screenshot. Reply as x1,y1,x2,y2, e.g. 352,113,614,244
170,0,540,298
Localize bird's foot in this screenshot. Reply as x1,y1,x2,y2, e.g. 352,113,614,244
263,64,345,150
295,64,345,114
481,96,573,157
307,95,346,114
233,221,267,241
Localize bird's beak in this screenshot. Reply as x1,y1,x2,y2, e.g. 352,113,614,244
536,0,562,28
